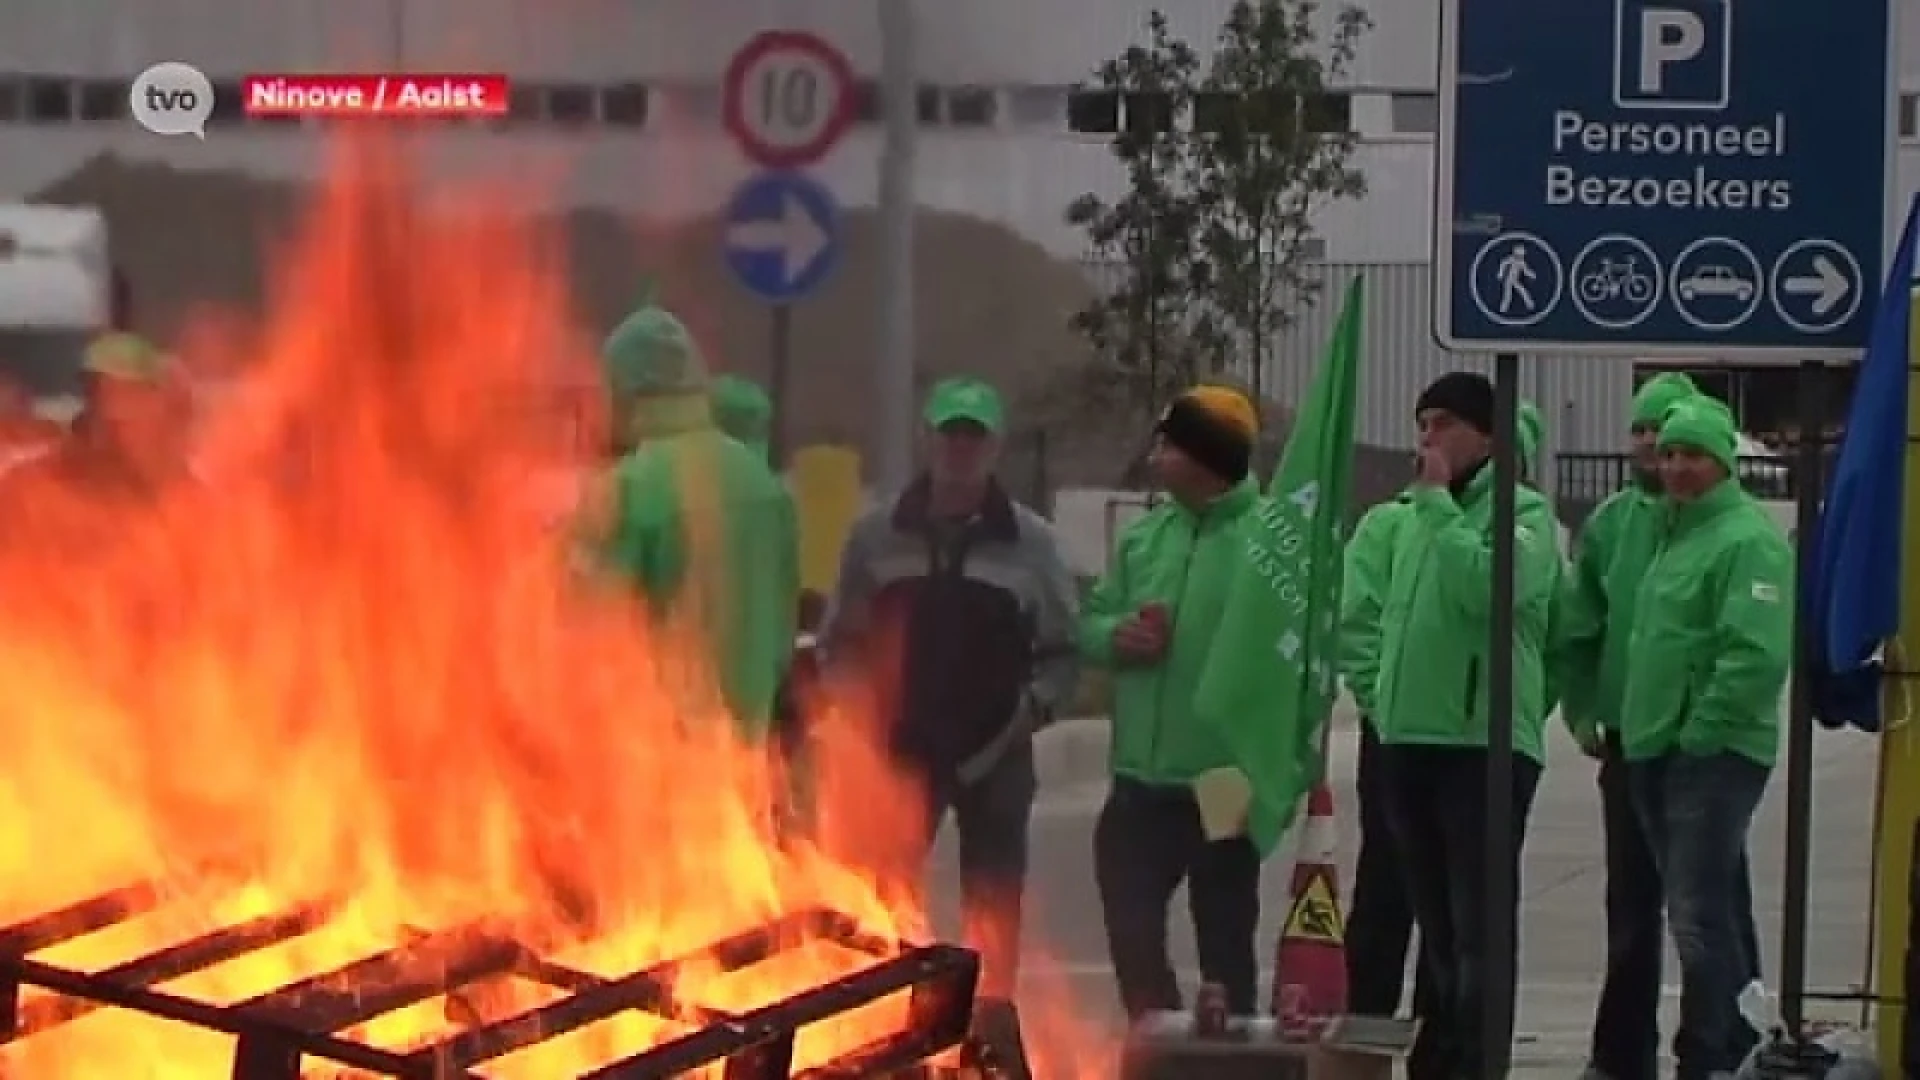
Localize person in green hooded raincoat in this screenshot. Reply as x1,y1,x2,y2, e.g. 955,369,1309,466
1616,395,1791,1080
706,372,818,820
592,295,800,743
710,374,774,461
1339,398,1543,1021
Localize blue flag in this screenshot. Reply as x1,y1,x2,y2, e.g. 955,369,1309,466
1805,193,1920,732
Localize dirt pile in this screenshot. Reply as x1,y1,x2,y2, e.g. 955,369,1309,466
30,153,1409,509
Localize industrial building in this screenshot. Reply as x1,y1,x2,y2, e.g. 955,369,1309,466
0,0,1915,463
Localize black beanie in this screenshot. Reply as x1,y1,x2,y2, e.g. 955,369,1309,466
1415,371,1496,435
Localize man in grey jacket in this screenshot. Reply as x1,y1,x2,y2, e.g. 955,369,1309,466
820,376,1079,1012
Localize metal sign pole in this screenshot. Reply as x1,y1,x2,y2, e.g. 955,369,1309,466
770,303,793,469
1779,358,1828,1039
1484,350,1520,1079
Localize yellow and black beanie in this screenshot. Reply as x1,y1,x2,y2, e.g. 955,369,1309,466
1156,385,1259,484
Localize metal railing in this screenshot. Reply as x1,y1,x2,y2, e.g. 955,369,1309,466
1554,449,1835,527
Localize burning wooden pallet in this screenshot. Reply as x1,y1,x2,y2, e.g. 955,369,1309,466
0,879,990,1078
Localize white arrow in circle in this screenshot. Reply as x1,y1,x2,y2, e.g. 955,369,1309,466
1782,255,1851,316
727,193,829,285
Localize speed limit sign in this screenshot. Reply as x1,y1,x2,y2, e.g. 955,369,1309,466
722,30,857,169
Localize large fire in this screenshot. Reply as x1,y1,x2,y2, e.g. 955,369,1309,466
0,142,1112,1078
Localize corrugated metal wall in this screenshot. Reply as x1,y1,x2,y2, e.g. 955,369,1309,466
1084,260,1635,457
1275,263,1634,458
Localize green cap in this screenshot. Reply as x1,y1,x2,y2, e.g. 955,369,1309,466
923,377,1004,433
1657,395,1739,473
600,286,707,403
1518,399,1545,470
1631,371,1699,428
711,374,772,458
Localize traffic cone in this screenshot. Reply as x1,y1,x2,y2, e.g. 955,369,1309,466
1271,782,1348,1037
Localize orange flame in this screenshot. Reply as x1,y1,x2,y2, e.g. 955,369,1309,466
0,139,1118,1078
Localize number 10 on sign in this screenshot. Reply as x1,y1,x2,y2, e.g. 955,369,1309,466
723,30,857,169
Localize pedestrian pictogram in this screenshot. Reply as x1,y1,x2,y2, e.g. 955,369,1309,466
1495,244,1537,313
1467,232,1562,328
1280,871,1344,946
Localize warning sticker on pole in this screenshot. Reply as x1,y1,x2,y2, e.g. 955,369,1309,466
1280,873,1344,945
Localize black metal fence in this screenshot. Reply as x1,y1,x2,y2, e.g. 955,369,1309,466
1554,448,1838,528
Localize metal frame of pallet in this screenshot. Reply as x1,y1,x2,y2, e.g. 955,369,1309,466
0,883,979,1079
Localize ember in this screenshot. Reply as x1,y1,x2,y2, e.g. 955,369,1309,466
0,138,1071,1078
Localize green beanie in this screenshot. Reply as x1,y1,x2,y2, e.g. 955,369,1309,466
1631,372,1698,427
710,374,772,459
1656,395,1740,473
600,287,710,436
601,288,707,399
1517,399,1544,471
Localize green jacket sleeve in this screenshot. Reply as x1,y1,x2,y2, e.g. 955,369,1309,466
1407,485,1559,617
1555,500,1620,742
1078,533,1134,667
1680,534,1795,750
1338,503,1399,717
1540,559,1571,722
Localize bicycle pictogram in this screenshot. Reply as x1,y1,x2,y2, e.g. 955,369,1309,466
1576,256,1655,306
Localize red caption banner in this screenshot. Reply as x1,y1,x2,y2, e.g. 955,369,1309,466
240,74,510,118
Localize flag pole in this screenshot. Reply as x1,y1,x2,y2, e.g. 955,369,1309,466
1781,360,1829,1039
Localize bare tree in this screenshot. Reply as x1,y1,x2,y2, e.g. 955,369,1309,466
1191,0,1369,402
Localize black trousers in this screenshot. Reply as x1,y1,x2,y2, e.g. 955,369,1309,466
1384,744,1541,1080
1094,776,1262,1020
1347,717,1430,1016
912,742,1037,1001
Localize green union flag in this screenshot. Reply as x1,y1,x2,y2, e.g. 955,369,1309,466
1193,274,1363,856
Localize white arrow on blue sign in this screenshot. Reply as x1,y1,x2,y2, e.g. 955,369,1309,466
722,171,842,304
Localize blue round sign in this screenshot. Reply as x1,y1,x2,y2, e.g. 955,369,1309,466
721,171,842,304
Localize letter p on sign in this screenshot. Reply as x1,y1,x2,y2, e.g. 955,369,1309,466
1612,0,1731,111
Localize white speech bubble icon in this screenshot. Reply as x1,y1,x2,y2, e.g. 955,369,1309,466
130,62,215,138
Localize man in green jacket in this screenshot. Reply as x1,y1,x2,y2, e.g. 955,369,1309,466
1369,372,1562,1080
1341,399,1544,1020
1561,372,1765,1080
1619,395,1791,1080
594,294,801,742
1079,384,1268,1020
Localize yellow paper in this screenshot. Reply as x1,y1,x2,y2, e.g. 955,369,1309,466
1193,767,1251,840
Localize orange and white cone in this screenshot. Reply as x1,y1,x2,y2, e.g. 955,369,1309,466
1271,782,1348,1037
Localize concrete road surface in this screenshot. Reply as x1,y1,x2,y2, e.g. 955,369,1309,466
919,706,1881,1069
